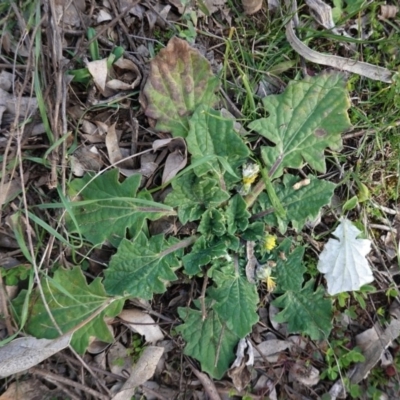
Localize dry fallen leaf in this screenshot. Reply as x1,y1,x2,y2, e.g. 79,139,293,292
87,59,109,93
379,5,398,20
254,339,292,362
119,309,164,344
0,334,72,378
71,146,103,176
0,379,52,400
0,70,13,91
54,0,85,27
242,0,263,15
290,361,320,386
108,341,133,376
112,346,164,400
228,338,254,392
153,138,188,184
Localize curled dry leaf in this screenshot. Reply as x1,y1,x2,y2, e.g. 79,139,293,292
106,123,133,168
108,341,133,376
253,339,292,362
55,0,85,27
0,334,72,378
351,319,400,384
380,5,398,20
285,7,394,83
290,361,320,386
0,70,13,91
305,0,335,29
228,338,254,392
153,137,188,184
0,176,26,208
87,59,108,93
112,346,164,400
97,9,113,23
107,57,141,91
87,321,114,354
71,146,103,176
242,0,263,15
119,309,164,344
0,379,52,400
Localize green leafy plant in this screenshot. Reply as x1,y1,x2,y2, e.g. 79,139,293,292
14,39,355,379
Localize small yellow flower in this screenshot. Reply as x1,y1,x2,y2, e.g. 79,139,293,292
239,163,260,195
264,234,277,252
265,275,276,292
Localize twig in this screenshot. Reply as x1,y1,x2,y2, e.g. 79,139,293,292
189,364,222,400
200,272,209,321
30,367,109,400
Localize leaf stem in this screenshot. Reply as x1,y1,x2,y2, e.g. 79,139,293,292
244,155,284,209
160,235,198,257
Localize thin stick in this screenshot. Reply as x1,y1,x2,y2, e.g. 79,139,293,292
30,367,109,400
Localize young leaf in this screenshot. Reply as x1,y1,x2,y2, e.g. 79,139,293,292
12,267,124,354
249,73,351,178
182,236,228,275
273,239,306,292
317,218,373,295
186,105,250,177
254,174,336,233
177,302,238,379
143,37,219,137
104,232,183,299
272,280,332,340
198,208,226,237
226,194,251,234
68,170,173,247
207,265,259,338
164,170,230,224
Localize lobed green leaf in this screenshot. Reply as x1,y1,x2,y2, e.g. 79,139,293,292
177,302,238,379
67,170,173,247
12,267,124,354
254,174,336,233
272,280,333,340
249,73,351,178
104,232,183,299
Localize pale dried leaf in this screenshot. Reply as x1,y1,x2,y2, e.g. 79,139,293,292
106,123,134,168
0,379,51,400
202,0,226,15
97,9,113,23
94,120,109,135
0,178,23,208
87,59,108,92
119,309,164,344
0,334,71,378
228,338,254,392
242,0,262,15
112,346,164,400
0,71,13,91
82,119,98,135
0,105,6,126
88,322,114,354
108,342,132,376
290,361,320,386
106,79,138,91
153,137,187,184
254,339,292,362
71,146,103,176
317,218,373,295
380,5,398,19
351,319,400,384
55,0,85,27
305,0,335,29
254,375,277,400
